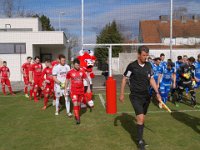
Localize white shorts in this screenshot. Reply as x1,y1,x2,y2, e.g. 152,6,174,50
54,84,70,97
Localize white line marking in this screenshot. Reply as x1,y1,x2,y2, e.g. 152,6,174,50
93,86,106,89
117,109,200,114
94,93,130,96
98,94,105,109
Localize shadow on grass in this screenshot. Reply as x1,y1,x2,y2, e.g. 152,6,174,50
114,113,138,145
171,112,200,134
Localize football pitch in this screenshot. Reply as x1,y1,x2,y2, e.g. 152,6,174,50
0,91,200,150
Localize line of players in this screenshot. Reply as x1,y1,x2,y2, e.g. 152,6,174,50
20,54,93,124
149,53,200,108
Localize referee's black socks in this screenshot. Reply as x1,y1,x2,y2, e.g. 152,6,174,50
137,124,144,142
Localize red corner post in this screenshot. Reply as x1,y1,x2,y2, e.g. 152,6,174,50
106,76,117,114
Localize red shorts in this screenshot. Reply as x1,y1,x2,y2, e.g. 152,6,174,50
33,77,42,88
1,78,11,87
70,93,84,103
23,76,29,85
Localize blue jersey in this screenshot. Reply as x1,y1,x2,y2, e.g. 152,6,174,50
151,63,163,83
195,61,200,79
160,61,167,70
161,67,175,83
175,61,183,81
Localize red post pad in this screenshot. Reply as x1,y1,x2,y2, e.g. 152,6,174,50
106,77,117,114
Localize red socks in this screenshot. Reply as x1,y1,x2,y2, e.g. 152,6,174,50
8,86,13,94
74,106,80,119
2,86,6,95
24,86,28,94
44,97,48,106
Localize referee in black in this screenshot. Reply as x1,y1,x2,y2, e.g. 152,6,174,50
120,46,161,150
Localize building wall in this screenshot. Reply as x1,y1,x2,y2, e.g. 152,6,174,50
111,52,137,74
0,54,26,81
0,18,41,31
0,32,65,44
0,32,67,81
162,37,200,45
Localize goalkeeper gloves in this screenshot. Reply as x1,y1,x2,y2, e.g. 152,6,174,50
60,82,65,89
192,80,196,87
183,73,190,79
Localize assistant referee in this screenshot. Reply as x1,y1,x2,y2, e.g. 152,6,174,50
120,46,161,150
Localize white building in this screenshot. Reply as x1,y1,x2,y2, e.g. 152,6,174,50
0,18,69,81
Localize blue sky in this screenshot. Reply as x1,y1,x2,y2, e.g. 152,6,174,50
2,0,200,44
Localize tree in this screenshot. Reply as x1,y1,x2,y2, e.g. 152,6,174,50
65,32,79,61
2,0,14,17
94,20,123,70
173,7,188,19
32,14,55,31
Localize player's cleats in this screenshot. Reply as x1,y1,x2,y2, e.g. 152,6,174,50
67,112,73,118
11,93,16,96
75,117,80,125
55,111,59,116
42,106,47,110
76,119,80,125
138,140,146,150
25,94,29,98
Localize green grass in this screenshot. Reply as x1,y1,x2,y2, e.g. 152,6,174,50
0,91,200,150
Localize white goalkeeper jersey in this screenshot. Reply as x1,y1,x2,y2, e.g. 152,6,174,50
52,64,70,84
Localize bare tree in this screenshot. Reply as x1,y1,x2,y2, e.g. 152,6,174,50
65,32,79,60
2,0,14,17
173,7,188,19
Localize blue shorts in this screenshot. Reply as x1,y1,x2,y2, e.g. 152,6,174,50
194,81,200,89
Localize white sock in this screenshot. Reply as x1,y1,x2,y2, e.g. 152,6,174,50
56,97,60,112
65,96,70,114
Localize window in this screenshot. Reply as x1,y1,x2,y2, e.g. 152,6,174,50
15,44,26,54
0,43,26,54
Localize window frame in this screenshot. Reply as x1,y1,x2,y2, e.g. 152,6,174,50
0,43,26,54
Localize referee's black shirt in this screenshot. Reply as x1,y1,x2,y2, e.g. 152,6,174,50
123,60,154,95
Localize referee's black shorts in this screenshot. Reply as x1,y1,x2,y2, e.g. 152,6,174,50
129,93,151,116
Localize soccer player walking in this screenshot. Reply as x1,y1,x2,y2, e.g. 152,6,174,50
21,56,32,98
41,59,54,110
120,46,161,150
158,61,176,104
0,61,15,95
177,57,199,108
65,59,91,125
160,53,167,69
29,56,43,102
52,55,72,117
194,54,200,89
